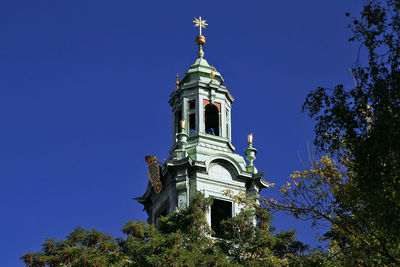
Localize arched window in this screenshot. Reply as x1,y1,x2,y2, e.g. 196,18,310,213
205,104,219,136
188,100,196,133
175,107,182,139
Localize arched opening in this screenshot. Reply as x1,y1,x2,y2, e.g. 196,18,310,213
205,104,219,136
188,100,196,133
175,107,182,133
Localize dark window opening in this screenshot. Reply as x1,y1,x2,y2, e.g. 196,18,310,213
188,101,196,133
211,199,232,237
189,101,196,110
175,108,182,134
205,104,219,136
189,113,196,133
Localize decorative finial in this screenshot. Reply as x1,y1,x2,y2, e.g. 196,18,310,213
248,133,253,143
245,133,258,173
175,73,180,90
193,16,207,58
210,66,215,79
172,120,189,159
193,16,208,36
174,120,189,159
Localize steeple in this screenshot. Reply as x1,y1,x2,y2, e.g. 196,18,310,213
169,17,234,159
179,17,224,86
137,18,270,232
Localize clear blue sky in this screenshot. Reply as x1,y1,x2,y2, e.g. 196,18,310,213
1,1,364,265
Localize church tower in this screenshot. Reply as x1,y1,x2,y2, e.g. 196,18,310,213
137,17,270,234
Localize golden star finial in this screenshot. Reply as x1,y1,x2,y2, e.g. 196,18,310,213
193,16,208,35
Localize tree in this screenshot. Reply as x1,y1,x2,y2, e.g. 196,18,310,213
216,190,310,266
268,0,400,265
22,193,313,267
21,227,123,267
119,193,229,267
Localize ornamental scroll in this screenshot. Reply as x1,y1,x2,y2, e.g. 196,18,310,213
145,156,162,194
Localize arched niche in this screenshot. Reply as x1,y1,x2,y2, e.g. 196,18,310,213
205,103,220,136
207,159,239,182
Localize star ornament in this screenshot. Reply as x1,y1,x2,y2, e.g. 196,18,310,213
193,17,208,35
193,17,208,29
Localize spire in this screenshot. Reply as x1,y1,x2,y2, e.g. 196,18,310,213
176,17,224,86
193,16,207,58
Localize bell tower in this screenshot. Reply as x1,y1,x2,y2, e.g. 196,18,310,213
137,17,270,233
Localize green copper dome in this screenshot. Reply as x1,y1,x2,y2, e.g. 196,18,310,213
181,56,224,86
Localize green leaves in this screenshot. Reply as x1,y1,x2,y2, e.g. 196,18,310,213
22,192,315,267
21,227,123,267
275,0,400,265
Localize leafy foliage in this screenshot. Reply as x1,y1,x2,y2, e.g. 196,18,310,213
21,227,122,267
22,193,315,267
268,0,400,265
119,193,229,267
218,190,309,266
